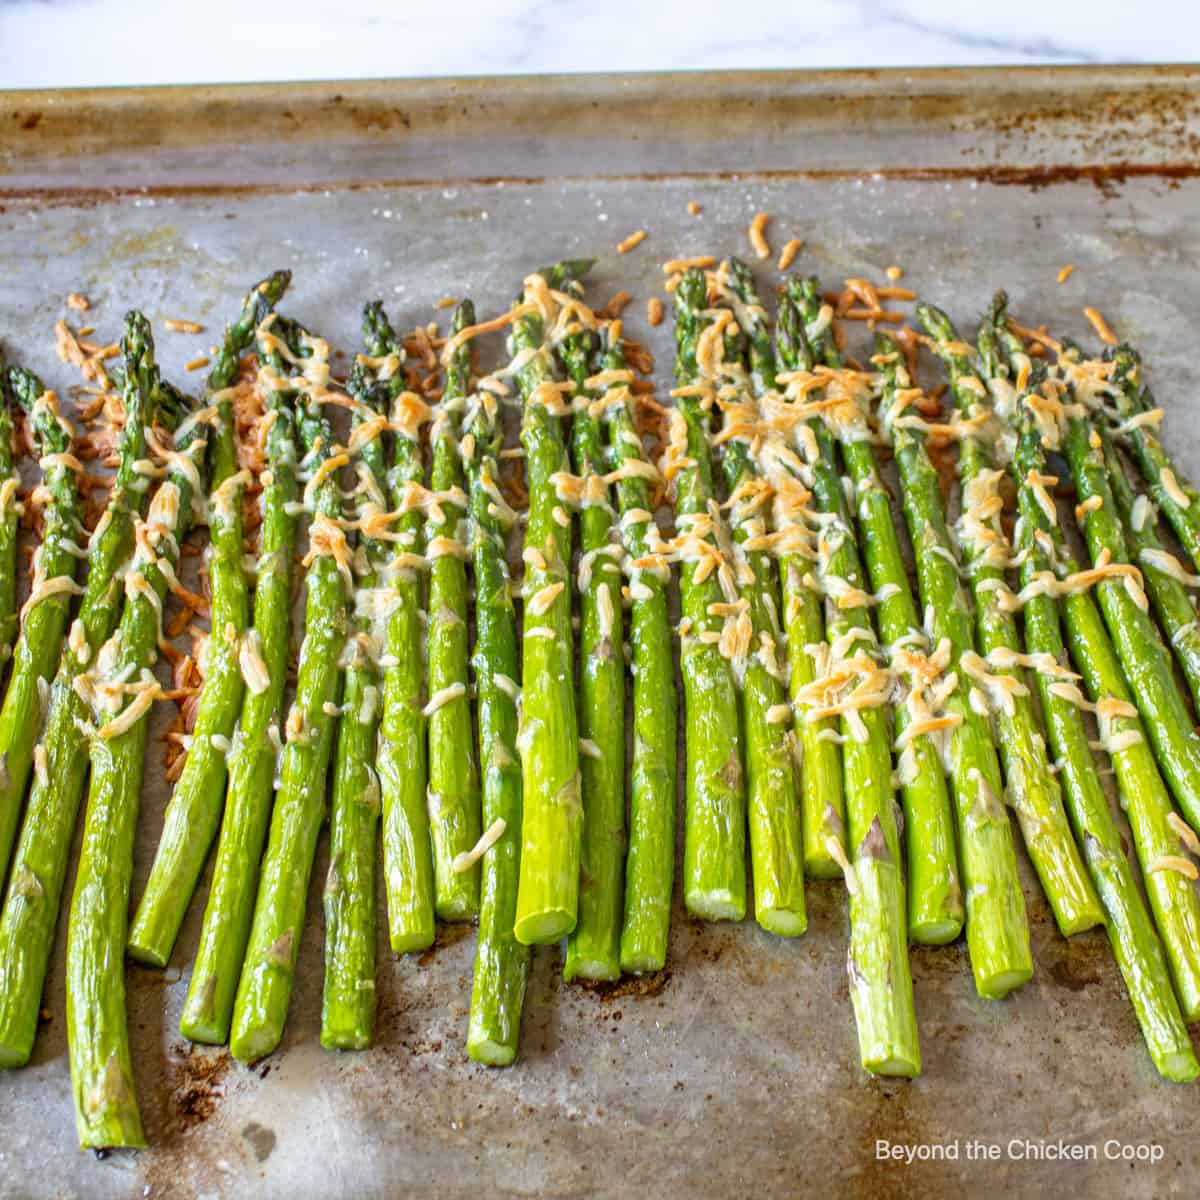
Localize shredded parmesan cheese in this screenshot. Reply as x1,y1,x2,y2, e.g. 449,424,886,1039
1149,855,1199,881
451,817,507,873
239,630,271,695
98,681,162,739
748,212,771,260
1159,468,1191,510
777,238,803,272
1168,811,1200,857
527,581,565,617
1083,306,1118,346
423,682,466,717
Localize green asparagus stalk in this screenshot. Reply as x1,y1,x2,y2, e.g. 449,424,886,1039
513,265,586,945
1057,343,1200,837
919,302,1102,937
872,326,1032,999
463,302,529,1064
760,299,845,885
0,354,18,675
374,304,436,954
1099,345,1200,568
1102,435,1200,712
426,305,481,922
67,348,208,1149
1100,351,1200,713
604,328,678,974
777,286,918,1075
782,274,961,943
979,306,1199,1079
180,313,305,1045
820,345,964,945
321,315,397,1051
0,370,84,889
129,270,289,966
719,260,806,936
561,325,626,980
0,314,163,1068
230,333,349,1063
1056,564,1200,1028
751,289,846,884
671,267,747,922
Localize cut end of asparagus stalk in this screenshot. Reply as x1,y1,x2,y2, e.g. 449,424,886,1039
910,914,966,947
388,924,437,956
230,1019,283,1066
126,932,171,968
320,1025,373,1053
975,964,1036,1002
467,1033,519,1068
513,907,577,947
684,889,747,924
617,948,666,976
178,1011,225,1047
755,906,808,939
563,955,621,985
0,1042,28,1070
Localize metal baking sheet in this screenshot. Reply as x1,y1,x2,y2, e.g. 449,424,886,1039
2,67,1200,1199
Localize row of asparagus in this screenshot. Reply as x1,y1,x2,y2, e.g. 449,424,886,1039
0,255,1199,1151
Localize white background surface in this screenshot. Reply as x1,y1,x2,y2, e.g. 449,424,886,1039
0,0,1196,89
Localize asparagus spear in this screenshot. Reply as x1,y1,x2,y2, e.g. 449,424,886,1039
1099,350,1200,713
1100,432,1200,712
0,369,85,888
230,332,349,1063
1099,345,1200,568
513,266,585,945
753,293,846,884
603,327,678,974
129,271,289,967
781,274,961,943
872,326,1032,999
321,316,396,1051
67,349,207,1149
463,304,529,1064
788,342,961,945
561,325,626,980
178,315,306,1044
718,260,806,936
1057,343,1200,836
919,302,1102,936
0,315,163,1068
374,304,436,954
0,353,19,675
426,304,481,922
670,267,746,922
979,308,1199,1079
777,286,918,1075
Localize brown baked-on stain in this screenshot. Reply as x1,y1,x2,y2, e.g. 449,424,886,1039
574,968,672,1001
417,920,474,968
5,160,1200,213
164,1043,232,1134
1048,951,1103,993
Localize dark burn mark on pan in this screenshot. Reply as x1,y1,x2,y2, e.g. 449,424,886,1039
4,160,1199,212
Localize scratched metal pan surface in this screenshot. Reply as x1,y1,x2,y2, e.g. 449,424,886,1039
2,66,1200,1200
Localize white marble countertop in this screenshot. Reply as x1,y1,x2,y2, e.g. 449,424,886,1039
0,0,1193,90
